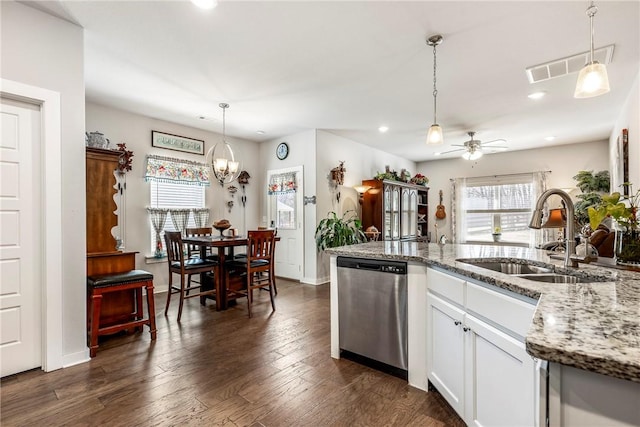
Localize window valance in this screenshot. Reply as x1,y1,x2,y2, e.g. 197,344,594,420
144,155,210,186
268,172,297,194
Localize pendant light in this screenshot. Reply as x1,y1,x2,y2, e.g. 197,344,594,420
208,103,241,186
574,2,610,98
426,35,444,145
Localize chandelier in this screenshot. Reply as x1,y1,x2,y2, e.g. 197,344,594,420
207,103,241,186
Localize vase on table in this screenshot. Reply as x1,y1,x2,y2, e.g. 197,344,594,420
615,227,640,266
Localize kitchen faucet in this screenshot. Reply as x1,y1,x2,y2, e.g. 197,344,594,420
529,188,580,268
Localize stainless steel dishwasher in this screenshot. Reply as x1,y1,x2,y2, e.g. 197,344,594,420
337,256,408,374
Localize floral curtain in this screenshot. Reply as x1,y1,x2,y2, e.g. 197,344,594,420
145,155,210,186
192,208,210,227
147,207,168,257
169,208,192,235
268,172,297,194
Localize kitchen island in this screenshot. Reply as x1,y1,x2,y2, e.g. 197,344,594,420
327,241,640,426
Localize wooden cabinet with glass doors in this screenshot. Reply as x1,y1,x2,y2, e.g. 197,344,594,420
361,180,429,241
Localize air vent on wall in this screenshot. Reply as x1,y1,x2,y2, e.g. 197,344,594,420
525,44,614,84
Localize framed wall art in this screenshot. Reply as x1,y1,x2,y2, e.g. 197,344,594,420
151,130,204,155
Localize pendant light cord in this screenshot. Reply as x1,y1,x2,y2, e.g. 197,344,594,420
432,43,438,124
587,2,597,64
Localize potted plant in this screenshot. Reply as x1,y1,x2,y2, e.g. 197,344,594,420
588,185,640,265
573,170,610,228
315,210,366,251
492,226,502,242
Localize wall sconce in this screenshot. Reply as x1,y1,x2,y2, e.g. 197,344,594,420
354,185,371,204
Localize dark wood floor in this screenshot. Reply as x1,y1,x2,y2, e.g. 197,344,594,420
1,279,464,426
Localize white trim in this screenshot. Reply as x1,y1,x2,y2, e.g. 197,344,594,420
301,276,328,285
1,78,63,372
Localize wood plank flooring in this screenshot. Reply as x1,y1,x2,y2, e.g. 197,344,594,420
1,279,465,426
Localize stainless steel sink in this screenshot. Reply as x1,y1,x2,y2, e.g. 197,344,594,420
515,273,581,283
459,260,553,275
457,259,614,283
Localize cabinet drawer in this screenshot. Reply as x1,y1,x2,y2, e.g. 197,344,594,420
427,268,465,305
466,282,535,338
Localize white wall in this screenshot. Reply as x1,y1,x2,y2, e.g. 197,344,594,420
86,102,261,290
417,140,609,240
314,130,416,282
1,2,86,364
610,70,640,193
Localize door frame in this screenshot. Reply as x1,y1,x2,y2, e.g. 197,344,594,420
1,78,63,372
266,165,304,280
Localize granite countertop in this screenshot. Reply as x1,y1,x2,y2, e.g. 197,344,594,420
327,241,640,383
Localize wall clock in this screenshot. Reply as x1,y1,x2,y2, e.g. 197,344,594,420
276,142,289,160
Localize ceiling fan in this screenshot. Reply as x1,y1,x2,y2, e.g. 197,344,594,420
436,131,507,160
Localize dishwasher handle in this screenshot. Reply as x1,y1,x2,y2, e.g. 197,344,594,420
337,257,407,274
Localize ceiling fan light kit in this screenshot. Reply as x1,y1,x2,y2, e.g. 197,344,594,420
574,2,610,98
426,34,444,145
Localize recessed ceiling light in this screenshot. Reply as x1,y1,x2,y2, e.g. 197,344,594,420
545,136,556,141
256,130,265,135
191,0,217,9
528,91,546,100
378,126,389,133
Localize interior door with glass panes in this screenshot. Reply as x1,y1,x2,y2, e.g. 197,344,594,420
267,166,303,280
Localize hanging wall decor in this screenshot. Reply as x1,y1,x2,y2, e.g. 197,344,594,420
116,142,134,174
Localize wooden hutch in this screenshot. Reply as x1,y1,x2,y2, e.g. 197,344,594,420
86,147,137,326
361,179,429,241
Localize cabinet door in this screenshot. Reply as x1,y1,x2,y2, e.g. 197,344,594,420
384,185,400,240
401,188,418,239
464,314,537,427
427,292,465,416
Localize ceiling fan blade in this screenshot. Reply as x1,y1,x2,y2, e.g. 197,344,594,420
436,148,465,155
482,139,507,145
484,146,508,152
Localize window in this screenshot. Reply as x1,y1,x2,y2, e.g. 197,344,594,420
149,181,205,252
453,173,547,247
274,192,296,229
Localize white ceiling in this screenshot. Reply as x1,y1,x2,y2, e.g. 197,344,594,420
28,0,640,161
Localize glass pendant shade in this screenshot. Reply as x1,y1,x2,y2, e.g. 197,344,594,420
542,208,567,228
462,149,482,161
426,124,443,145
574,62,610,98
574,2,610,99
210,141,240,185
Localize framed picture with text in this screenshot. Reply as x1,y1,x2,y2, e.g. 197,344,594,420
151,131,204,155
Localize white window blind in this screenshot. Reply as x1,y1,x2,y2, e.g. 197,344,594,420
149,181,205,252
453,172,547,247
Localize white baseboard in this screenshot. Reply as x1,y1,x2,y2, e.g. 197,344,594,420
301,276,329,285
62,349,90,369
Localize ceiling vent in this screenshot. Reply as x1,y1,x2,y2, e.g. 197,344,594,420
525,44,614,84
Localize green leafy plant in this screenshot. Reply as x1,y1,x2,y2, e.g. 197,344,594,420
315,211,366,251
573,170,610,226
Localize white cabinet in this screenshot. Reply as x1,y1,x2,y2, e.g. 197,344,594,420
427,293,465,415
427,267,538,427
464,314,536,427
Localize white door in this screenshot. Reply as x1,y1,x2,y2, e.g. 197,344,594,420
0,99,42,377
267,166,303,280
427,292,466,416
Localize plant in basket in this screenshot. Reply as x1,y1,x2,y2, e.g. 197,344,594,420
410,173,429,186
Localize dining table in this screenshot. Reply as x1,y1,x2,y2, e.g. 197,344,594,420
182,234,279,310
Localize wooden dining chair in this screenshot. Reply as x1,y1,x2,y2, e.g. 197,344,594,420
184,227,217,294
225,229,276,317
164,231,218,322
